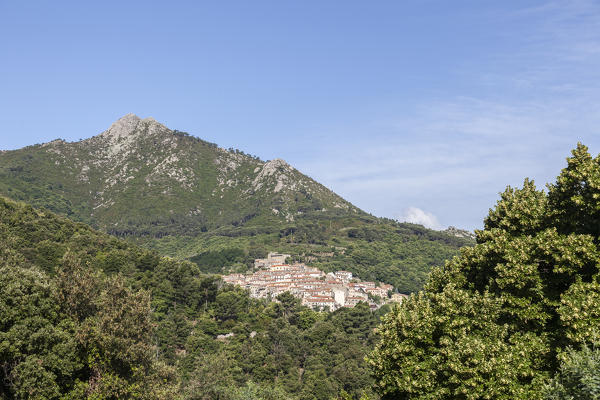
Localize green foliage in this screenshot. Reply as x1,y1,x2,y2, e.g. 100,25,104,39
179,293,383,400
226,381,297,400
369,143,600,399
176,216,469,294
0,265,79,398
214,287,250,322
189,248,247,273
0,262,178,399
0,197,188,397
544,343,600,400
0,195,391,398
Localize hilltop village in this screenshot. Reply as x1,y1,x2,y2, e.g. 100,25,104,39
223,252,407,311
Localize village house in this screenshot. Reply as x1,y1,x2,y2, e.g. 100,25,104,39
222,252,401,310
302,296,337,311
334,270,353,282
254,252,291,268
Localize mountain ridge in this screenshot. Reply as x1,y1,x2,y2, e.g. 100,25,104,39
3,114,359,234
0,114,472,292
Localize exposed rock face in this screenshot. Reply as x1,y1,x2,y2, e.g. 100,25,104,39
42,139,66,147
252,159,296,193
100,113,142,141
444,226,476,240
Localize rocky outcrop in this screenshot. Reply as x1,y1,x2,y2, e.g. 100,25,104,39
444,226,476,240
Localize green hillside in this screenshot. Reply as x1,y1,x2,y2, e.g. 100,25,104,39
0,114,472,292
0,196,389,399
0,114,357,233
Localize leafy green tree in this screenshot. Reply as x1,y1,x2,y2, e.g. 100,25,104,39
300,367,338,400
182,352,238,400
0,265,82,399
544,343,600,400
369,144,600,399
76,274,175,398
214,287,249,322
274,291,302,322
53,251,101,322
226,381,297,400
331,302,375,341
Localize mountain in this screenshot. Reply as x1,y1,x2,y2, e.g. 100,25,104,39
0,114,472,292
0,114,357,234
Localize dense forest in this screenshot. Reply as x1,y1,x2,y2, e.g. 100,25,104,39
181,217,469,294
0,196,387,399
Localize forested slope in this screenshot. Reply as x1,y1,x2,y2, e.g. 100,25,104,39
0,196,388,399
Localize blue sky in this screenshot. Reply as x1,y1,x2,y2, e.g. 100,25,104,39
1,1,599,230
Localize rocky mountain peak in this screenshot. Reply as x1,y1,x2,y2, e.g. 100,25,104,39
142,116,157,123
41,139,66,147
264,158,292,173
249,158,296,194
101,114,168,140
100,113,142,141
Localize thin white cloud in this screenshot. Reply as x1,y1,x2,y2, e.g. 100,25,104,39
399,207,442,231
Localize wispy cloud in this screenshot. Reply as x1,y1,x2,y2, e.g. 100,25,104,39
486,0,600,92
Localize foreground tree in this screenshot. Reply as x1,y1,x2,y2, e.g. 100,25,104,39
0,265,79,398
0,253,178,399
543,343,600,400
369,143,600,399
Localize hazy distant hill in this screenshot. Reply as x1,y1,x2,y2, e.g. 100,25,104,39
0,114,472,292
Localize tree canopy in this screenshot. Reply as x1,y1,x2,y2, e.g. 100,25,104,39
0,195,390,399
369,143,600,399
